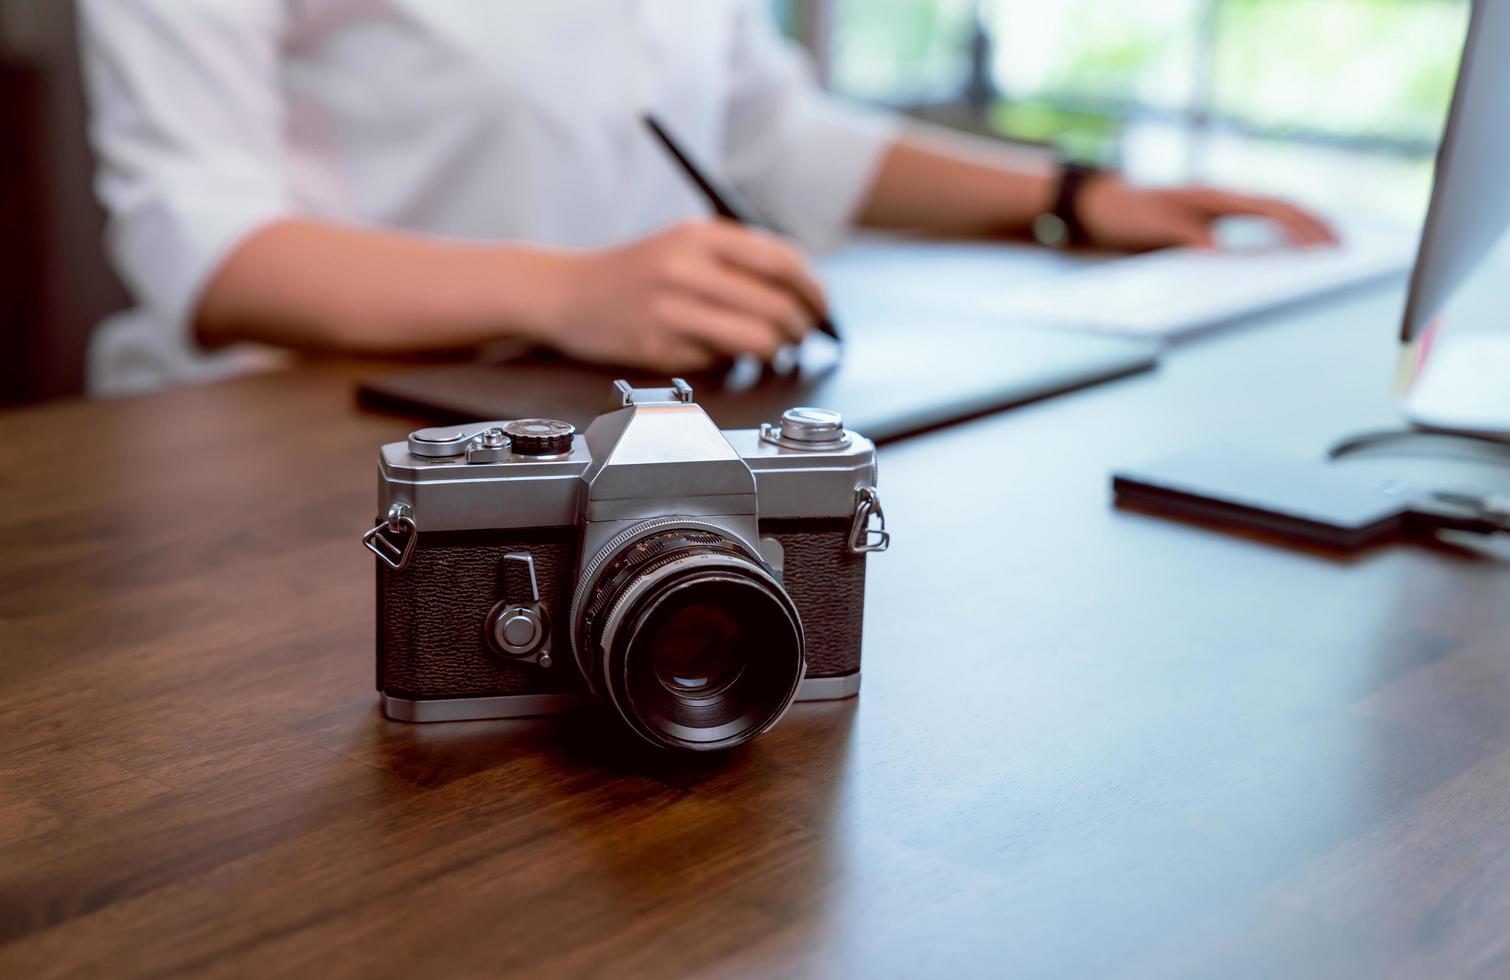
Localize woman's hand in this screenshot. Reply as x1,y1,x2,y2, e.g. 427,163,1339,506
547,219,825,373
1076,176,1337,251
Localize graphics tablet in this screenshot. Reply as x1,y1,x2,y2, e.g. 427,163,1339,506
357,317,1157,444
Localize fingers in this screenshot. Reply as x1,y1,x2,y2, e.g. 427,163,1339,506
699,220,831,320
655,292,789,362
644,337,720,374
564,219,824,373
1170,187,1337,246
672,258,813,346
1145,213,1216,250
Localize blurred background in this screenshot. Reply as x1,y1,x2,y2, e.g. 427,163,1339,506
782,0,1467,220
0,0,1469,406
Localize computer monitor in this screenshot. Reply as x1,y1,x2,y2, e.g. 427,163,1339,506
1398,0,1510,437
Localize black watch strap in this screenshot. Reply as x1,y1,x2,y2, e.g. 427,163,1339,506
1033,161,1103,249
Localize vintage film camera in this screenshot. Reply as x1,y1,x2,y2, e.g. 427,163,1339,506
364,379,889,751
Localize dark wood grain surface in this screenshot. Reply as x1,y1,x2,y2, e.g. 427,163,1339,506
2,260,1509,978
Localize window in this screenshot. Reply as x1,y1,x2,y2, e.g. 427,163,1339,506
803,0,1470,220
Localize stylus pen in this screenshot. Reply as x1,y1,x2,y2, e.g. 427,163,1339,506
642,113,843,344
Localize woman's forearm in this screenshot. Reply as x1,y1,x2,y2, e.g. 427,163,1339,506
857,122,1059,238
194,219,574,354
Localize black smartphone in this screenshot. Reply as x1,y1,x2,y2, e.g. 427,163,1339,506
1111,447,1417,549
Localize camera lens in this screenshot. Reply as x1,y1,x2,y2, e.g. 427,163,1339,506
575,526,804,751
621,574,798,745
649,603,743,697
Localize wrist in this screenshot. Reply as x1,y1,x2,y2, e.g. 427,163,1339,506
517,248,584,344
1023,167,1059,225
460,244,583,346
1032,160,1112,248
990,158,1057,236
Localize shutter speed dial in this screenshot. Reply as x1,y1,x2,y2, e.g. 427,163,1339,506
502,419,574,456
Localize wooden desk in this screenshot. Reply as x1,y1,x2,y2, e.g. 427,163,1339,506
3,280,1509,978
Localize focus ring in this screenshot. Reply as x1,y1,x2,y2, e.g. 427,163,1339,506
585,542,773,680
569,517,757,677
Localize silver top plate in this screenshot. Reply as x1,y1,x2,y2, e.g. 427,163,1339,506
378,426,877,531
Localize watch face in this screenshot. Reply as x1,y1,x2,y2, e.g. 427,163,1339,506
1033,212,1071,249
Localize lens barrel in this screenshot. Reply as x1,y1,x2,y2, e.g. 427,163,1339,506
576,526,804,751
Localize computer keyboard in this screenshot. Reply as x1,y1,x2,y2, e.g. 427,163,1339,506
986,218,1419,339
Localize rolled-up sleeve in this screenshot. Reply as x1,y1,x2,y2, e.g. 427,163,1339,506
720,2,899,250
78,0,292,358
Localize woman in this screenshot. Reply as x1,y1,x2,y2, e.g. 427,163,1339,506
80,1,1331,395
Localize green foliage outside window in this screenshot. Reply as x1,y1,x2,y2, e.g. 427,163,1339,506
827,0,1467,151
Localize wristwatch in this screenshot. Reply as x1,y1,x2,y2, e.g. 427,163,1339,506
1032,160,1105,249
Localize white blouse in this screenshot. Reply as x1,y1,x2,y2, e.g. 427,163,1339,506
78,0,896,395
